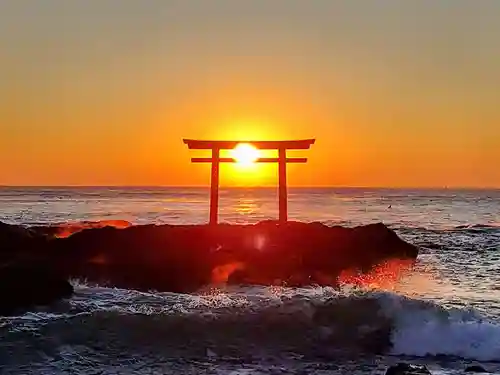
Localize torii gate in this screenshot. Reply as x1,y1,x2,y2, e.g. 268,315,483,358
183,139,315,224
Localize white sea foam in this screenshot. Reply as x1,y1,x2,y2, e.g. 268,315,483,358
14,279,500,363
391,317,500,361
373,292,500,361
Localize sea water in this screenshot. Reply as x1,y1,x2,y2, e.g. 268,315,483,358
0,187,499,374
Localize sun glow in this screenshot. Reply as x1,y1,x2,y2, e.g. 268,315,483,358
231,143,260,166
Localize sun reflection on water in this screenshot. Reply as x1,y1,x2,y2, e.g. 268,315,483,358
234,198,259,216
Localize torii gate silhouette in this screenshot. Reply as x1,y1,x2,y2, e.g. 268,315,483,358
183,139,315,225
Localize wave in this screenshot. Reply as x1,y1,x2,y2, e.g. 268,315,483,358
391,223,500,254
3,286,499,362
452,223,500,232
378,292,500,361
391,223,500,233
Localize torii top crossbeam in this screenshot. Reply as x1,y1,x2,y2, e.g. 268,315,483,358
183,139,315,225
183,139,315,150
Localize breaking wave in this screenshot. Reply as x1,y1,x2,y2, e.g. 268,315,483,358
378,292,500,361
2,284,499,363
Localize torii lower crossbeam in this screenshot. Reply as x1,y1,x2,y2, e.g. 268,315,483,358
183,139,315,225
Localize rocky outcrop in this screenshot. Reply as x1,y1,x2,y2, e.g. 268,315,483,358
0,265,74,315
0,222,73,314
0,220,419,295
465,365,489,373
384,363,492,375
0,221,48,263
31,219,132,238
386,363,432,375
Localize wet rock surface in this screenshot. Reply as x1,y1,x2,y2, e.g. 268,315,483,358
0,265,74,315
0,220,419,297
465,365,489,373
385,363,432,375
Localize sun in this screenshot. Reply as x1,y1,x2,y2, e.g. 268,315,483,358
231,143,260,166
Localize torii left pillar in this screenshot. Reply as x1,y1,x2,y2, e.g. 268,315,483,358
209,147,220,225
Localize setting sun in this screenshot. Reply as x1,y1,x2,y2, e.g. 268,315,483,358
231,143,260,166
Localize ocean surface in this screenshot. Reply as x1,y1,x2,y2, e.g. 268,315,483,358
0,187,499,375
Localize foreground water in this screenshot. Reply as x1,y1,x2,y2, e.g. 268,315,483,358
0,187,499,374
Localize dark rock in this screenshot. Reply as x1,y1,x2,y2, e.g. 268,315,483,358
31,219,132,238
0,221,41,256
386,363,432,375
0,221,53,270
0,265,73,315
465,365,489,373
0,220,419,294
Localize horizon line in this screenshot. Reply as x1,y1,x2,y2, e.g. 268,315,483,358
0,184,499,191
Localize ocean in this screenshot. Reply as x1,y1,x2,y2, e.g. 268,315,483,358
0,187,499,374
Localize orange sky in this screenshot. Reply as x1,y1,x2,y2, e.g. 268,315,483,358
1,1,499,188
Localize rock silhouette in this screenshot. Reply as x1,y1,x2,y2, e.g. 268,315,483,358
465,365,489,373
385,363,432,375
0,220,419,304
0,265,74,315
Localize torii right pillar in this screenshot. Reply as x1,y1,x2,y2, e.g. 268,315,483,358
278,147,288,222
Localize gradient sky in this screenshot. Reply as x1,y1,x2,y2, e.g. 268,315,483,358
1,0,499,187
